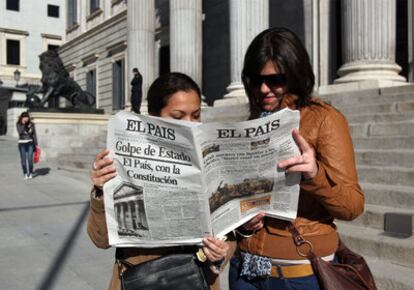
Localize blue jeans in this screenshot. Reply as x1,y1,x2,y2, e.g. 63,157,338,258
229,257,321,290
18,142,34,175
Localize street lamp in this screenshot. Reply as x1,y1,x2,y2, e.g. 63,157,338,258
14,69,21,86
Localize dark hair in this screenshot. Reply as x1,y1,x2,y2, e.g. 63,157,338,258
17,111,31,125
242,27,315,119
147,72,201,116
133,68,139,73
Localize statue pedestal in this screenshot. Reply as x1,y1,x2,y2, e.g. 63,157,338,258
7,107,28,138
29,107,105,114
30,112,110,166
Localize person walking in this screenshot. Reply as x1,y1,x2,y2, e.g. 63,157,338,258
229,27,365,290
130,67,143,114
16,111,38,179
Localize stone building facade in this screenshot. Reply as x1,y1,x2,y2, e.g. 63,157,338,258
58,0,412,112
0,0,66,86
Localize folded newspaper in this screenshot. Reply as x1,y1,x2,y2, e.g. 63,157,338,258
103,108,301,247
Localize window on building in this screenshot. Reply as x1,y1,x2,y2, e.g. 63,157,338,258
48,44,59,51
112,59,125,110
67,0,78,27
90,0,100,14
48,4,59,18
6,39,20,65
86,69,97,100
6,0,19,11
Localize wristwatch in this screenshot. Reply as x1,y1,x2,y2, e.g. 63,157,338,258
91,185,103,199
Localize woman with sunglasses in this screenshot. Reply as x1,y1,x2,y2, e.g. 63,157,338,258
88,72,235,290
229,27,364,290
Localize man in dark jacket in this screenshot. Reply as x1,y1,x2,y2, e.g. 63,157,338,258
130,68,143,114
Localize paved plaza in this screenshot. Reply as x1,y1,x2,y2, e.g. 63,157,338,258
0,135,113,290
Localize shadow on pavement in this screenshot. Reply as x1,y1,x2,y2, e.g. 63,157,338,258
36,202,90,290
0,201,88,212
35,167,51,176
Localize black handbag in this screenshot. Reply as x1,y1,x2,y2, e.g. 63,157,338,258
118,253,210,290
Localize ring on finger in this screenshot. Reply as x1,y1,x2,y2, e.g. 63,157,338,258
92,161,98,170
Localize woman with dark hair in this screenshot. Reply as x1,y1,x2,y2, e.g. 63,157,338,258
229,27,364,290
147,71,201,119
16,111,38,179
88,72,235,290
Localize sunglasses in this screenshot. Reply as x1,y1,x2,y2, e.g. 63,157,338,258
250,74,287,87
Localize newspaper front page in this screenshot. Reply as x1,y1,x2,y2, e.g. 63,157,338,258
104,109,300,247
104,111,210,247
194,108,301,237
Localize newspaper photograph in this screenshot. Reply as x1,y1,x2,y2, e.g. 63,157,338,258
104,108,301,247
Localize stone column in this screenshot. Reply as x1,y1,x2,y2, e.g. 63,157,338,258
170,0,202,86
335,0,405,84
120,203,126,229
224,0,269,100
127,0,156,113
408,0,414,82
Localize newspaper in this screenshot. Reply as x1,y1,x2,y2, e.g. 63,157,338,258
103,108,301,247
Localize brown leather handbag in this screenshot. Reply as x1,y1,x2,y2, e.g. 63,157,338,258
288,223,377,290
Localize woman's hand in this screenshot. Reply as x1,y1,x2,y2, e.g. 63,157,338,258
241,211,266,232
202,236,229,263
90,149,117,189
277,129,318,180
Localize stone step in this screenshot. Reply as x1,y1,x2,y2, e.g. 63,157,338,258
365,256,414,290
353,136,414,150
58,147,105,156
351,204,414,231
202,102,249,123
355,149,414,167
321,88,380,103
337,223,414,268
58,152,96,161
340,102,414,116
321,84,414,106
381,84,414,95
361,182,414,208
348,112,414,124
40,136,106,149
357,165,414,187
55,158,93,170
56,153,95,170
349,121,414,138
329,92,414,109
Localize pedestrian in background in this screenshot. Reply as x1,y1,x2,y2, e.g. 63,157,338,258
16,111,38,179
130,67,143,114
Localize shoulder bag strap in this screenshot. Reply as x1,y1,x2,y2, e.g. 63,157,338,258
286,222,315,258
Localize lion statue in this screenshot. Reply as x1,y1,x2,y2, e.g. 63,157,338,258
34,50,95,108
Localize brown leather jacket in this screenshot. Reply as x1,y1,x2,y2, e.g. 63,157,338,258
238,95,365,259
87,195,236,290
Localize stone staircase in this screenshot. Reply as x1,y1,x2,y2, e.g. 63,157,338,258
321,85,414,290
